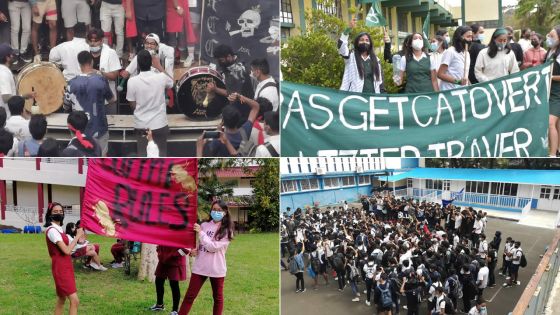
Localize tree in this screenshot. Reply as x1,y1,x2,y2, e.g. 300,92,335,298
248,158,280,232
197,159,237,219
514,0,559,35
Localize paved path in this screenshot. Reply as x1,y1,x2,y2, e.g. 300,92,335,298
281,217,555,314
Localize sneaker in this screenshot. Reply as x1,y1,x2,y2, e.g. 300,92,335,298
352,297,360,302
89,262,101,270
506,277,511,280
356,292,361,297
363,290,367,294
98,265,108,271
403,305,408,310
338,288,343,292
365,300,371,306
33,54,42,63
169,312,178,315
20,51,32,63
112,262,124,268
295,289,301,293
184,54,194,68
516,281,521,285
301,288,306,293
149,304,165,311
82,264,91,270
503,283,512,287
334,277,338,281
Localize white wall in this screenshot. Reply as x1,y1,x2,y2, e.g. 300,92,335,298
0,159,86,186
281,158,398,175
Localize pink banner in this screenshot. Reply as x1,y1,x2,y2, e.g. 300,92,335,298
81,159,198,249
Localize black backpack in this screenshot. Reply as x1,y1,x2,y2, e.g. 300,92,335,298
519,250,527,268
441,296,456,314
333,253,344,269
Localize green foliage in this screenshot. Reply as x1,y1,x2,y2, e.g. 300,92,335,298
197,158,237,219
248,158,280,232
514,0,559,36
282,0,390,90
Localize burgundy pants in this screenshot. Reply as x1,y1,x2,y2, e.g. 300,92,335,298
178,273,225,315
111,243,125,263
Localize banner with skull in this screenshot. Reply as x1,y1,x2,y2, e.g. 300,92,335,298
201,0,280,80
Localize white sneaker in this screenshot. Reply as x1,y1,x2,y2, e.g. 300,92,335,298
363,290,367,294
33,54,41,63
356,292,361,297
183,55,194,68
112,262,124,268
170,312,178,315
352,297,360,302
365,300,371,306
89,262,101,270
98,265,108,271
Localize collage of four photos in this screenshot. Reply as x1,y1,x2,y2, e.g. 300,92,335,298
1,0,560,314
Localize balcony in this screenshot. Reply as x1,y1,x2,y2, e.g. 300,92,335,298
0,158,87,186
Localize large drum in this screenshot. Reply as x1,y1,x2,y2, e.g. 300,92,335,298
17,62,66,115
176,66,228,120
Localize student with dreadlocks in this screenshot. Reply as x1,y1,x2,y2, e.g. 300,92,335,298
338,18,385,94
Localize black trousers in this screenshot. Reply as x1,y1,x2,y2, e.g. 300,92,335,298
136,18,164,43
295,272,304,290
336,267,345,290
155,277,181,312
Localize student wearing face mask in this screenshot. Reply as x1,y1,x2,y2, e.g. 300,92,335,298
468,24,487,84
438,26,473,91
436,29,451,46
546,26,560,157
363,256,376,306
122,33,175,79
339,18,385,94
468,299,488,315
505,26,524,67
394,33,439,93
254,111,279,157
474,28,519,83
86,28,122,115
522,33,546,70
178,200,234,315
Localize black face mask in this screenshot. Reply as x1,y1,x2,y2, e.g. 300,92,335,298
531,40,539,48
51,214,64,222
357,43,370,53
219,60,234,69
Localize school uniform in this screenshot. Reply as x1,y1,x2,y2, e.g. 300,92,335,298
46,223,77,297
155,246,187,281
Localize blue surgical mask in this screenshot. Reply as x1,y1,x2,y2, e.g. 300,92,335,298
547,37,558,48
430,42,439,52
477,34,485,42
90,46,102,53
496,42,506,51
480,306,487,314
211,210,224,221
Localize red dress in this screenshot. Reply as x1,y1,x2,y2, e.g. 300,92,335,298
155,246,187,281
46,227,77,297
123,0,138,38
166,0,198,44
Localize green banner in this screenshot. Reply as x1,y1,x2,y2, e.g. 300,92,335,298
281,62,552,157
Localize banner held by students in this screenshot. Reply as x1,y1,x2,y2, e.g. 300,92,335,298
281,62,551,157
81,159,198,249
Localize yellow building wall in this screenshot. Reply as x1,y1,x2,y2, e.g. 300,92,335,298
465,0,499,23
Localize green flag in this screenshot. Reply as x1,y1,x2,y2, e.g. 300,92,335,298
422,13,430,41
365,0,386,27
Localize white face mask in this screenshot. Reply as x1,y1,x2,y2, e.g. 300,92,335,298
412,39,424,50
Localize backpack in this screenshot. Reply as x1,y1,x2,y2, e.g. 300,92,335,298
445,276,463,299
288,257,300,275
310,253,321,273
519,250,527,268
441,296,456,314
378,283,393,308
237,127,257,157
333,253,344,270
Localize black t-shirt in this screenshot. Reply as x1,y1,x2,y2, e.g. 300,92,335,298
93,55,101,71
404,282,420,310
134,0,166,20
102,0,122,4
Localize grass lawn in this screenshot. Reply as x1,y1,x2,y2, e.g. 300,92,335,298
0,232,279,315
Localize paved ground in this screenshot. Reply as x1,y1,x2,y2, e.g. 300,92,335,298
281,217,555,314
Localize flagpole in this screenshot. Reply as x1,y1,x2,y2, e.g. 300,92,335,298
198,0,206,67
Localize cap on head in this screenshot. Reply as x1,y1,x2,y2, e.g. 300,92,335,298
0,43,15,61
145,33,160,46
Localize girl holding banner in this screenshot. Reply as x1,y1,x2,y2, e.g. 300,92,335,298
546,26,560,157
179,200,234,315
44,202,84,315
437,25,473,91
338,18,385,94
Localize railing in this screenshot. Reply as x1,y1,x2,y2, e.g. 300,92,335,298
404,189,531,210
512,229,560,315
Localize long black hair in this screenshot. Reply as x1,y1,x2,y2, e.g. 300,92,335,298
487,28,512,58
452,26,472,53
43,202,64,228
353,32,381,81
404,33,430,62
65,222,76,237
547,26,560,61
207,200,234,241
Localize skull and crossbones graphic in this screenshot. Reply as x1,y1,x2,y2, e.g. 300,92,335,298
229,8,261,38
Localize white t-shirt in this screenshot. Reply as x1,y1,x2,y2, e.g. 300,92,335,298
126,71,174,130
473,219,483,234
49,37,91,81
435,294,446,312
512,247,522,265
125,43,174,78
478,240,488,258
454,214,462,229
254,134,279,157
98,44,122,101
477,266,489,288
254,77,278,111
429,281,443,302
399,52,436,71
5,115,31,141
47,223,64,244
439,46,470,91
504,243,513,261
0,64,16,117
474,48,519,83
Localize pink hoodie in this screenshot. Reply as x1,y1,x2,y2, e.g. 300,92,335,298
191,221,230,278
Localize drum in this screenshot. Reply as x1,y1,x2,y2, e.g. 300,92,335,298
17,62,66,115
176,66,228,120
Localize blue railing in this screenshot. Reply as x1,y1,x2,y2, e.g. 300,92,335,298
409,189,531,210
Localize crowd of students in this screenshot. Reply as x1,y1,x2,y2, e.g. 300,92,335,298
0,0,279,157
281,193,527,315
339,21,560,156
43,199,234,315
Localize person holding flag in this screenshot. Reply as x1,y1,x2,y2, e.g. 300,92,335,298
437,25,473,91
338,0,386,94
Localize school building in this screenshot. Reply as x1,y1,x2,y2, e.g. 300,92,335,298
0,159,258,231
281,0,459,46
280,157,419,210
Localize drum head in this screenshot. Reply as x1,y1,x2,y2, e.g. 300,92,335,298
17,63,66,115
177,68,227,120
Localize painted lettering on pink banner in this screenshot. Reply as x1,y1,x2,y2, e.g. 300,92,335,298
81,159,198,249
